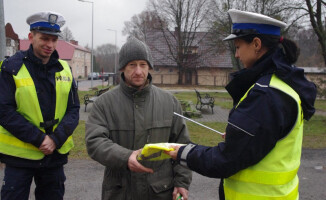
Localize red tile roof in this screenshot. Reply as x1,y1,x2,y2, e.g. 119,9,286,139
19,39,90,60
5,23,19,40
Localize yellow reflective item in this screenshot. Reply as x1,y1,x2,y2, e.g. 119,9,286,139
137,143,185,161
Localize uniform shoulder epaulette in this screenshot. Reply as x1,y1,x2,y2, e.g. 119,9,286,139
252,74,273,92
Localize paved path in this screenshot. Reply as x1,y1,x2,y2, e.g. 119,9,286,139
1,149,324,200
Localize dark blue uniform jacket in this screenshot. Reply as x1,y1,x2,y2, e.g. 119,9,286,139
0,45,80,168
176,48,317,199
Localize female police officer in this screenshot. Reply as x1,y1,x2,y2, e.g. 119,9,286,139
166,9,317,200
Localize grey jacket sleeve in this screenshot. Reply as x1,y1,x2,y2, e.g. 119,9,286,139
85,99,133,170
170,96,192,189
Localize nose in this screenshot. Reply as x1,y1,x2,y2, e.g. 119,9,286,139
46,40,55,49
235,50,239,58
134,65,142,74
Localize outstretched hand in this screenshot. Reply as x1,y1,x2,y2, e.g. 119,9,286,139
164,145,182,160
128,149,154,173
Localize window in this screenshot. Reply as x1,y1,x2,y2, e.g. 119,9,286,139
183,46,198,54
154,66,160,72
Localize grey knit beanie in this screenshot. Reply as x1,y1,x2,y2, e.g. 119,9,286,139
119,37,154,70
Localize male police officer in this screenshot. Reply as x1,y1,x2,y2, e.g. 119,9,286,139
0,11,80,200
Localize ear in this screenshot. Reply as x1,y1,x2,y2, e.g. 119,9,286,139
252,37,262,51
28,32,33,42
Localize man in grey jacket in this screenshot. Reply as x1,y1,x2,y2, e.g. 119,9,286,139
85,37,192,200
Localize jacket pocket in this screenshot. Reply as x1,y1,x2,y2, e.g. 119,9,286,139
102,168,126,200
149,176,174,194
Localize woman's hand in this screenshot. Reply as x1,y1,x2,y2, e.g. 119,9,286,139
165,145,182,160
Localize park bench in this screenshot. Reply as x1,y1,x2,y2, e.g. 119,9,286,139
195,89,215,114
84,87,110,112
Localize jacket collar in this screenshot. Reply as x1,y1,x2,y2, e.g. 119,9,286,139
120,73,152,98
226,50,275,104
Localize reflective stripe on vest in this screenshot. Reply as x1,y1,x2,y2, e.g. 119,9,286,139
0,60,3,71
0,60,74,160
224,74,302,200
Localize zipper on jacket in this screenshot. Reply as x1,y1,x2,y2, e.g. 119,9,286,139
146,132,151,143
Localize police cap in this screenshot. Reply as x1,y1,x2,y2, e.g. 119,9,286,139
26,11,65,36
223,9,287,41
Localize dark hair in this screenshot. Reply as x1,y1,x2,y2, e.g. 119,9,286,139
240,34,300,64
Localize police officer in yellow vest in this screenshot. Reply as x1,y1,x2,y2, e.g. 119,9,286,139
0,11,79,200
166,9,317,200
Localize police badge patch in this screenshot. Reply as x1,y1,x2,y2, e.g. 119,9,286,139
48,14,58,25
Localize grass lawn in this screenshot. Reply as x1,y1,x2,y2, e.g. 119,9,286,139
315,99,326,112
71,90,326,159
187,121,226,146
174,91,233,110
302,115,326,148
70,120,90,159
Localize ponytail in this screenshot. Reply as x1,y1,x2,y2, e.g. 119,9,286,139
241,34,300,64
280,38,300,64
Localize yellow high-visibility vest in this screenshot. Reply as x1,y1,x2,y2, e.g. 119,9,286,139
0,60,3,71
137,143,185,161
224,74,302,200
0,60,74,160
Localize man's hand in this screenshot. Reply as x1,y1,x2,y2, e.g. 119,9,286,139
128,149,154,173
39,135,56,155
173,187,188,200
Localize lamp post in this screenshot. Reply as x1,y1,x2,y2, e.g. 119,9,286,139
107,28,117,85
0,0,6,60
78,0,94,88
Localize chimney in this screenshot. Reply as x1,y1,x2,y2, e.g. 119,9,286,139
70,40,78,45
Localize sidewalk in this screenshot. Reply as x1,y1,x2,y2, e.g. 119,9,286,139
1,149,324,200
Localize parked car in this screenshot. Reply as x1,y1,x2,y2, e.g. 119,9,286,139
88,72,99,80
99,72,115,81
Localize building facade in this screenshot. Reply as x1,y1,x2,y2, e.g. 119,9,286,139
145,30,234,86
5,23,19,57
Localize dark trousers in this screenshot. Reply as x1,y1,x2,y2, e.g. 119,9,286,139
1,165,66,200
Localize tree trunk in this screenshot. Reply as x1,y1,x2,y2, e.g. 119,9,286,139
178,68,184,85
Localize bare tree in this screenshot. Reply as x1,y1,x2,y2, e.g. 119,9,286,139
295,28,324,67
148,0,211,84
304,0,326,66
207,0,305,69
95,43,119,73
60,27,74,42
122,11,164,41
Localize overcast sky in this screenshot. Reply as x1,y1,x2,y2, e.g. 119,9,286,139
4,0,148,49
